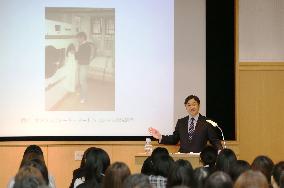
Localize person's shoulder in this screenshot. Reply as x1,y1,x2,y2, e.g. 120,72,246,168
178,116,189,121
197,114,208,121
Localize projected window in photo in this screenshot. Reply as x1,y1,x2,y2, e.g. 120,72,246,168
45,8,115,111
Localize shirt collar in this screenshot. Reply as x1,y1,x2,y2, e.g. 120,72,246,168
189,114,199,122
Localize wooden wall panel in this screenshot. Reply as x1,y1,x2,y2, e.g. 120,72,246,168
238,63,284,163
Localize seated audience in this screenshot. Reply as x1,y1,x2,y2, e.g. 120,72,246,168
141,147,169,176
8,145,56,188
13,166,47,188
229,160,250,182
200,145,218,174
215,148,237,174
234,170,269,188
149,154,174,188
272,161,284,188
192,167,210,188
204,171,233,188
251,155,274,186
74,147,110,188
167,159,193,188
123,173,152,188
70,147,95,188
103,162,131,188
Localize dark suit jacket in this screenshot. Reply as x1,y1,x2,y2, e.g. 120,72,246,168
160,114,222,153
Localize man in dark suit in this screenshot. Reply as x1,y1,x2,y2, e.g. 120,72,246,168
149,95,222,153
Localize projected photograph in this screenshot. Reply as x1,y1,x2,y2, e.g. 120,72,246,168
45,8,115,111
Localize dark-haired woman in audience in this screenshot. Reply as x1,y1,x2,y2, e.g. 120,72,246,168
251,155,274,187
103,162,131,188
74,147,110,188
123,173,152,188
200,145,218,174
7,145,56,188
70,147,95,188
205,171,233,188
149,154,174,188
13,166,47,188
234,170,269,188
167,159,193,188
141,147,169,176
229,160,250,182
272,161,284,188
215,148,237,174
192,167,210,188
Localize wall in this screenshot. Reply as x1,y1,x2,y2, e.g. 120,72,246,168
237,0,284,162
237,63,284,163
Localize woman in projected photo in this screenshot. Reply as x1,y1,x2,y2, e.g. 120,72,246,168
65,43,78,93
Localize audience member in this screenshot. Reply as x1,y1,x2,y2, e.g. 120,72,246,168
272,161,284,188
149,154,174,188
8,145,56,188
192,167,210,188
200,145,218,174
279,172,284,188
70,147,95,188
123,173,152,188
251,155,274,186
13,166,47,188
234,170,269,188
167,159,193,188
229,160,251,182
204,171,233,188
215,148,237,174
103,162,131,188
74,147,110,188
141,147,169,176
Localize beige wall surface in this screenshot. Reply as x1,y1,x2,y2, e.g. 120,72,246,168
238,63,284,163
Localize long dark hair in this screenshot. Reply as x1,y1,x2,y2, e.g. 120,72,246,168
83,147,110,186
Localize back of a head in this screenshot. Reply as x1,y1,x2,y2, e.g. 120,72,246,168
216,149,237,173
167,159,193,188
234,170,269,188
280,172,284,188
21,159,49,185
272,161,284,187
141,156,154,176
123,173,152,188
13,166,46,188
200,145,218,167
151,147,169,159
229,160,251,182
152,154,174,177
84,147,110,183
204,171,233,188
251,155,274,184
24,145,43,156
103,162,131,188
193,167,210,188
80,147,97,168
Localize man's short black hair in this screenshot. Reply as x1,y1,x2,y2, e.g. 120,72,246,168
184,95,200,105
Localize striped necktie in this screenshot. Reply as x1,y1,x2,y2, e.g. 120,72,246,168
188,117,195,141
